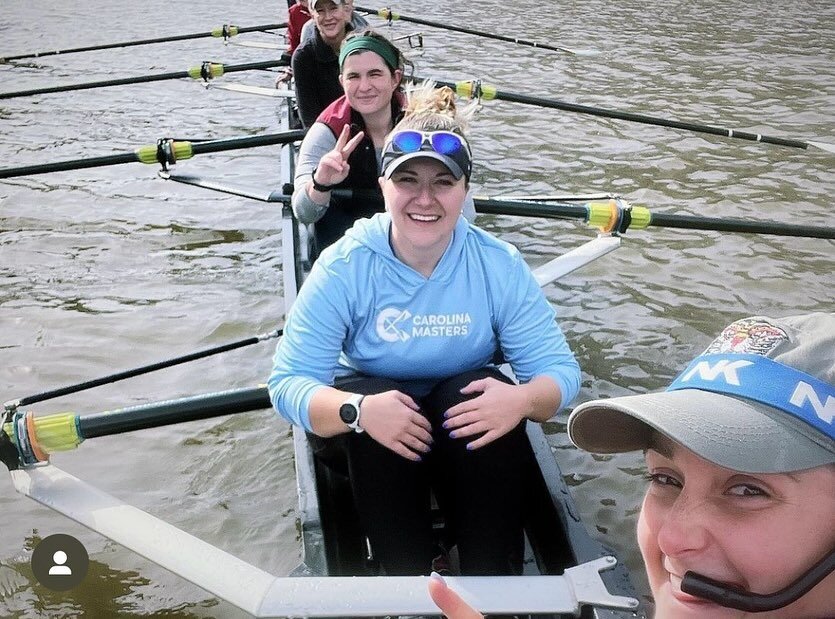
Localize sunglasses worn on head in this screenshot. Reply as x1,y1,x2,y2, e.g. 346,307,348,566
383,130,472,179
389,130,469,156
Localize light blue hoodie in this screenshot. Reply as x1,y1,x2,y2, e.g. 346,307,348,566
268,213,581,431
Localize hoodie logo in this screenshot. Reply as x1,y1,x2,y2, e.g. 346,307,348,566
377,307,412,343
376,307,471,343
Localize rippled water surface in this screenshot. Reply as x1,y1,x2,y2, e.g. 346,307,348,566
1,0,833,616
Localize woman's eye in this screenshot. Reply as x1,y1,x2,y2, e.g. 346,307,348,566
644,472,682,488
727,484,768,497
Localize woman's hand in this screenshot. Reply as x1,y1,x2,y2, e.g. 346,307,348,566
360,390,433,461
310,124,365,190
442,377,528,450
428,573,485,619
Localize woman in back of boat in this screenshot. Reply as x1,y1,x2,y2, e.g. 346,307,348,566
292,30,475,254
270,85,581,576
429,313,835,618
291,0,354,128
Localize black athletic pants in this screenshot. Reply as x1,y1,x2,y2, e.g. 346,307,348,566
308,367,536,576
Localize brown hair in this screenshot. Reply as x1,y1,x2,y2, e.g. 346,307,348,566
340,29,412,84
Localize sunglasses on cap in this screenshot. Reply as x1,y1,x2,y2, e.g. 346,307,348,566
381,130,472,180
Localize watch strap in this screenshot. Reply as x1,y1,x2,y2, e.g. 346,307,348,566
343,393,365,433
311,167,339,192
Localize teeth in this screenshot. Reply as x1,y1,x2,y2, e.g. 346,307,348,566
409,214,440,222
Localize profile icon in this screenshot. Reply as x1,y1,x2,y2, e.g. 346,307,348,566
48,550,72,576
31,534,88,591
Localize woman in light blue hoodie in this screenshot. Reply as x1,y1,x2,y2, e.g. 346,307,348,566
269,83,581,576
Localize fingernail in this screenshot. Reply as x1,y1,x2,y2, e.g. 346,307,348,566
443,410,450,419
448,431,456,439
442,421,450,429
466,443,474,450
429,571,446,584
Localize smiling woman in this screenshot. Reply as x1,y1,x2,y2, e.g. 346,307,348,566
269,85,582,577
568,313,835,618
429,313,834,619
291,30,411,252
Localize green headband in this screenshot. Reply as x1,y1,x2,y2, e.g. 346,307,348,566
338,36,399,72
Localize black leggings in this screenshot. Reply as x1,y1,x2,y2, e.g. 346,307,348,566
308,367,536,576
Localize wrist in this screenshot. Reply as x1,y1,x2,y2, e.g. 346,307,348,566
339,393,365,433
311,167,339,192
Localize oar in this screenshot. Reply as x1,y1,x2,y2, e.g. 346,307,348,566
0,23,287,62
3,386,272,465
355,6,598,56
475,193,613,202
0,59,287,100
160,176,835,240
4,329,282,412
423,77,835,153
0,129,306,179
473,197,835,240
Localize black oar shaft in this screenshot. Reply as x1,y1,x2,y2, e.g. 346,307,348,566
472,197,835,239
429,78,811,151
647,211,834,239
498,89,807,149
475,197,587,220
0,23,287,62
77,386,271,439
0,129,305,179
356,5,573,54
1,152,139,178
16,331,281,408
0,59,285,100
188,131,305,155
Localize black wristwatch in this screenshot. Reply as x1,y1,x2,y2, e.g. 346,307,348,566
311,167,339,192
339,393,365,433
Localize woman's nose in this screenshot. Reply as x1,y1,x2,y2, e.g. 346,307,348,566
656,492,712,559
415,184,434,205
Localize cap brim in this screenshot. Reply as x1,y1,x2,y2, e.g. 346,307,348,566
567,389,835,474
382,152,465,180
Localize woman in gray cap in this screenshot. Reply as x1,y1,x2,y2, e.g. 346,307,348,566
429,313,834,618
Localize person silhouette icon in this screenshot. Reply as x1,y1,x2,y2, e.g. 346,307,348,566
48,550,72,576
32,533,88,590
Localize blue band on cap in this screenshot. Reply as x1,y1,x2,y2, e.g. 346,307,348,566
667,353,834,440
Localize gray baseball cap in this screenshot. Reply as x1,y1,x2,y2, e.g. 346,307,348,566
568,313,835,473
310,0,348,10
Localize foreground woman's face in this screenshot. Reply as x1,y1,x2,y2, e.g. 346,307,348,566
638,436,835,618
381,158,466,263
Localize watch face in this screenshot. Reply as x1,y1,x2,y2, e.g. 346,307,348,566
339,403,358,425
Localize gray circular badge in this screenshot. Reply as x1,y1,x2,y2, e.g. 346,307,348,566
31,533,89,591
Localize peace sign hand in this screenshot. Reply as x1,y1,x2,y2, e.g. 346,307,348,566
311,124,365,190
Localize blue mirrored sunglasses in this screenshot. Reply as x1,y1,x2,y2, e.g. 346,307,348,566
389,130,469,157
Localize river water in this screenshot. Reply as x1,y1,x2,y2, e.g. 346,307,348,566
0,0,832,616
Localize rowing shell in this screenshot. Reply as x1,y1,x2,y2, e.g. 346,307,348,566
277,95,645,616
8,88,643,618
